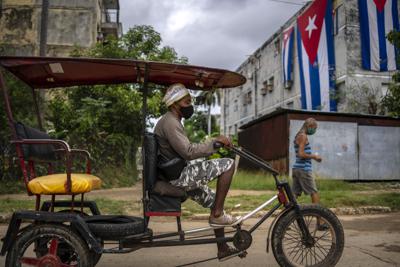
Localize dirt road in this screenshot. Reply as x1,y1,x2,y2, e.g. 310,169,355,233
1,212,399,267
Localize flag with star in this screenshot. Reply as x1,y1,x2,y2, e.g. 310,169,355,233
359,0,399,71
296,0,336,111
281,26,295,88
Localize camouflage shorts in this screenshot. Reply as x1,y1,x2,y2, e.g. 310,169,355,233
169,158,234,208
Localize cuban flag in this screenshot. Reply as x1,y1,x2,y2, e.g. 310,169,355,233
282,26,295,88
359,0,400,71
297,0,336,111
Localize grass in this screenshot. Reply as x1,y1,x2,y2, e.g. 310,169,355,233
212,170,400,192
0,170,398,217
0,191,399,217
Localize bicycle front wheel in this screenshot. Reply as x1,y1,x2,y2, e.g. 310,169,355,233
272,205,344,267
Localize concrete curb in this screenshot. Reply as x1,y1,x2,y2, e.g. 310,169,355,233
0,206,392,224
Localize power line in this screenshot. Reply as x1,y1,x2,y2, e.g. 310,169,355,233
267,0,306,6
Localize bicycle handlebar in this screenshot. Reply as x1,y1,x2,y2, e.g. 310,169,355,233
214,141,280,176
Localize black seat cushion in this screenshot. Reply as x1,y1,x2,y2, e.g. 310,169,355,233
143,133,158,191
148,194,182,213
14,122,56,162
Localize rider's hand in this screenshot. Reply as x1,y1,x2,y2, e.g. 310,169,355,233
313,154,322,162
214,135,233,148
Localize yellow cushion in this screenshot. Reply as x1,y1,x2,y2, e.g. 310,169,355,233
27,173,102,195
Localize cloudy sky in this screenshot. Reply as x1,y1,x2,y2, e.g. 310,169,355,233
119,0,305,71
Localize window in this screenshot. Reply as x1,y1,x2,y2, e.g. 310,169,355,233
268,76,274,92
243,91,252,105
233,100,238,111
334,5,345,35
247,91,252,104
261,81,268,95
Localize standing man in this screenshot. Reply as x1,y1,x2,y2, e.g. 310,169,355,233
292,118,327,230
154,83,242,259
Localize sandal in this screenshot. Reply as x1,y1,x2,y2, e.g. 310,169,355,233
209,211,239,227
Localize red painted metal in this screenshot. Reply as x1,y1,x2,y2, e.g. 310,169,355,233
0,56,246,90
48,238,58,255
277,188,288,206
19,238,77,267
145,211,182,217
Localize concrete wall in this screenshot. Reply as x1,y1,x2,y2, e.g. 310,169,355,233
222,0,400,136
0,0,103,56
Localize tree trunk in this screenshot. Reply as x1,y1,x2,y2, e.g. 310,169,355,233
207,105,212,136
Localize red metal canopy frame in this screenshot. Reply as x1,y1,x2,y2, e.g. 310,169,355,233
0,56,246,90
0,56,246,134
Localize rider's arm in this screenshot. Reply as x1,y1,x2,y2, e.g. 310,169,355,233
296,133,318,160
164,119,216,160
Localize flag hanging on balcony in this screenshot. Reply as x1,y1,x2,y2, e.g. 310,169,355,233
282,26,295,88
359,0,400,71
297,0,336,111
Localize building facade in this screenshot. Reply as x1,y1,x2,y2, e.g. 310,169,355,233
0,0,122,57
221,0,399,136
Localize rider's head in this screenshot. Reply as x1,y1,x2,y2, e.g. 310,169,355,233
302,118,318,135
163,83,194,119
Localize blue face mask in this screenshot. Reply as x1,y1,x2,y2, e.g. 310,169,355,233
307,127,316,135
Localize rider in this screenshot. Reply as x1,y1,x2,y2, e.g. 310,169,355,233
154,83,240,259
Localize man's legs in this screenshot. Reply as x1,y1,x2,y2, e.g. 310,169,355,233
211,162,235,218
211,163,235,256
170,158,237,256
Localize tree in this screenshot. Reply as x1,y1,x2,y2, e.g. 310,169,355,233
382,30,400,117
196,89,221,136
183,111,218,143
0,71,38,180
341,81,385,115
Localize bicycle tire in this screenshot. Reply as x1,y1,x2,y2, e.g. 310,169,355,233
272,204,344,267
6,224,92,267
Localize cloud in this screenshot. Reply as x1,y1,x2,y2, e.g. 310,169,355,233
119,0,302,70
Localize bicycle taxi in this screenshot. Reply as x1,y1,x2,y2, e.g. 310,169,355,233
0,56,344,267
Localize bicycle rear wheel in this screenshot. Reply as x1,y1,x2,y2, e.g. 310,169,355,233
272,205,344,267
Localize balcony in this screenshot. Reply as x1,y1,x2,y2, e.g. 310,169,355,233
100,0,122,39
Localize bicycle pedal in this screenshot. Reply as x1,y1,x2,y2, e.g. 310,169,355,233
218,250,247,262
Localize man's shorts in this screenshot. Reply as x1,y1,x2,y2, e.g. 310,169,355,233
169,158,234,208
292,168,318,196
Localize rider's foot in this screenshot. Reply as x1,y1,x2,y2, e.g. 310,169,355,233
317,223,329,231
209,211,239,227
217,245,247,261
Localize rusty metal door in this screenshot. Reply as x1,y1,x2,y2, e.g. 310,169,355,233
289,120,358,180
358,126,400,180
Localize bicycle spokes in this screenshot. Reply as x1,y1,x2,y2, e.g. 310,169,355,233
282,215,335,266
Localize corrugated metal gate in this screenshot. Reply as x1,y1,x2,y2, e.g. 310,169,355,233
358,126,400,180
289,120,400,180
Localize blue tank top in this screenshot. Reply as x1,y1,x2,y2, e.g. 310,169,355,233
293,141,312,172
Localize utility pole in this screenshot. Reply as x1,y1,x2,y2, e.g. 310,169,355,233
39,0,49,56
37,0,49,130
